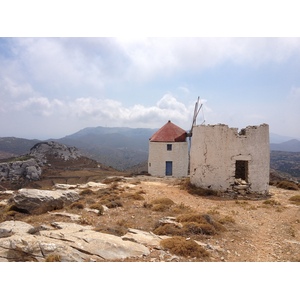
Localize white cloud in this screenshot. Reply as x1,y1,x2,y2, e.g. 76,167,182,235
10,94,196,131
15,97,64,116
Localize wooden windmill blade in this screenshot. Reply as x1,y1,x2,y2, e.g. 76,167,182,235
189,96,202,136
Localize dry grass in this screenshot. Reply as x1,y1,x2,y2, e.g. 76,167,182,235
289,195,300,205
93,224,128,236
160,236,209,259
70,201,85,209
277,181,299,191
153,212,225,238
45,254,61,262
79,188,95,196
263,199,281,206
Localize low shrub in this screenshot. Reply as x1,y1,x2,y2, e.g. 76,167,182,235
289,195,300,205
70,201,85,209
182,222,216,235
150,198,175,212
153,223,182,236
79,189,94,195
277,181,299,191
89,203,104,215
177,213,213,224
263,199,281,206
45,254,61,262
218,215,236,224
102,177,123,184
160,236,209,259
93,225,128,236
122,192,145,201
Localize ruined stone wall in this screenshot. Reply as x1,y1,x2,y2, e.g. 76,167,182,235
148,141,189,177
190,124,270,194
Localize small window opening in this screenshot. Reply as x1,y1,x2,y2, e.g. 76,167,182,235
235,160,248,181
167,144,172,151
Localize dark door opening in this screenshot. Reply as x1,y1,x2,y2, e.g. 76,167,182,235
235,160,248,181
165,161,173,176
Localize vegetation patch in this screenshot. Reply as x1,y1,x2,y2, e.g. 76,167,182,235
45,254,61,262
218,215,236,224
89,202,104,215
79,188,95,196
122,191,145,201
160,236,209,259
277,181,299,191
70,201,85,209
144,198,175,212
263,199,281,206
93,224,128,236
102,177,124,184
153,212,225,238
289,195,300,205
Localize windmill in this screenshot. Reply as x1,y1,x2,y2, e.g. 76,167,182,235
187,96,204,174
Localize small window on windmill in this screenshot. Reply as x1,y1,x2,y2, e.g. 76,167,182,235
235,160,248,181
167,144,172,151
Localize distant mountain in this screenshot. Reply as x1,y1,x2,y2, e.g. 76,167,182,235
0,137,40,157
53,126,158,170
269,132,298,143
270,139,300,152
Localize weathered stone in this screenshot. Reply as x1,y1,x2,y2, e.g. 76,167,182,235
122,228,167,247
0,221,150,262
8,188,80,214
0,158,42,181
0,228,13,238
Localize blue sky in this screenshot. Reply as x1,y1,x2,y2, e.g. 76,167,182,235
0,4,300,141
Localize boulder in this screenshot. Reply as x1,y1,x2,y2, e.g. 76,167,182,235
8,188,80,214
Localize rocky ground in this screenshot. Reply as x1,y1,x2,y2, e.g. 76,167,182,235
1,173,300,262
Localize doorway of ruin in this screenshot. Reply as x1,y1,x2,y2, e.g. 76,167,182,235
235,160,248,181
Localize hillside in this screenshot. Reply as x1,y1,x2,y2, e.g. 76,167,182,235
270,139,300,152
270,151,300,181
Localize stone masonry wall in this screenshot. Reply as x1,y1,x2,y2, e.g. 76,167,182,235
190,124,270,194
148,141,189,177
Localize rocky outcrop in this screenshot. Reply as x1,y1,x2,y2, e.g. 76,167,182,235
8,188,80,214
0,141,92,188
0,158,41,182
0,221,151,262
29,141,82,164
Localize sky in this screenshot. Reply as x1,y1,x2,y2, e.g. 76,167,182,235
0,3,300,141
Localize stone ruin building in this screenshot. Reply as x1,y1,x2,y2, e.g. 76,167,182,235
190,123,270,194
148,121,270,195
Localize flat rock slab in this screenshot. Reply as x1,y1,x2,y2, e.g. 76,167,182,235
0,221,150,262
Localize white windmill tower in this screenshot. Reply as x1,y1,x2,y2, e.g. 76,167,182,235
187,96,205,173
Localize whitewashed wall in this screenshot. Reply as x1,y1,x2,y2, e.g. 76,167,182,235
148,141,189,177
190,124,270,193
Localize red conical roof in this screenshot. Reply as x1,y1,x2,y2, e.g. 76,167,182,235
149,120,187,142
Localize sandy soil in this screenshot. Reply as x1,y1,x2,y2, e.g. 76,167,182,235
133,176,300,262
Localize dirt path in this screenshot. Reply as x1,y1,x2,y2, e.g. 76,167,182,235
139,177,300,262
